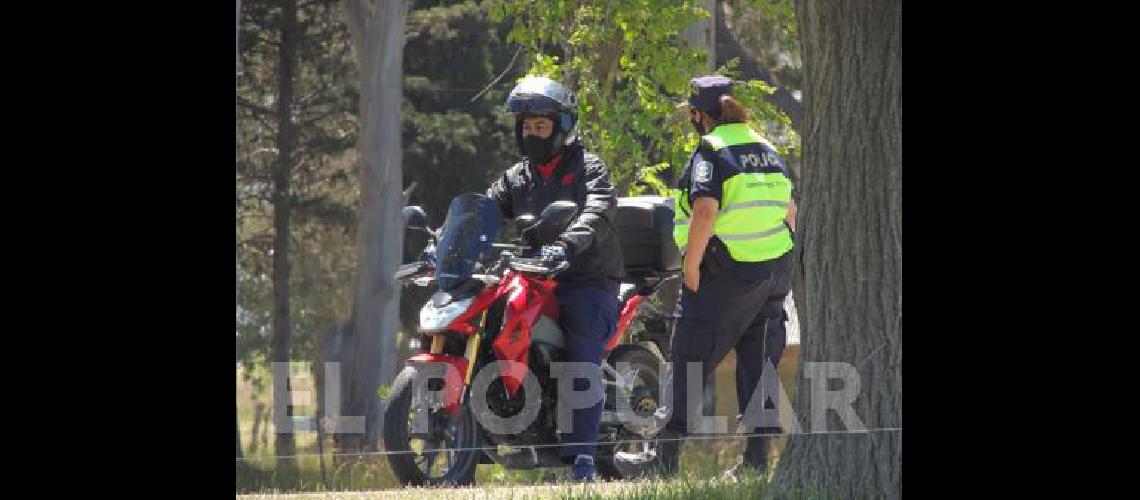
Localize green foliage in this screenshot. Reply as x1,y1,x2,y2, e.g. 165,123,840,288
401,0,519,232
237,2,805,491
236,0,525,413
488,0,795,196
237,0,360,381
236,0,524,403
490,0,710,193
717,61,800,157
629,162,673,196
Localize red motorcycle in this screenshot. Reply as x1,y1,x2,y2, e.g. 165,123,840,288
384,193,681,486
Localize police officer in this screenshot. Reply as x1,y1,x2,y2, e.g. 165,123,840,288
486,75,625,482
654,75,796,477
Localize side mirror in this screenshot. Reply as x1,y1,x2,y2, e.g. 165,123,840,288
402,206,429,229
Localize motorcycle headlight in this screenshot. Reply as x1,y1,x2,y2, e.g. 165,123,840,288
419,295,476,332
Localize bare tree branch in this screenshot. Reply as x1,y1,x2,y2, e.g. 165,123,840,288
298,0,334,10
296,83,330,106
714,0,803,131
468,45,522,104
238,107,278,135
258,34,281,47
297,107,341,127
402,181,417,204
237,95,273,115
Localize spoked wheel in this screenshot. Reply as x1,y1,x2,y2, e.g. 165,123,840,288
383,365,482,486
598,345,666,479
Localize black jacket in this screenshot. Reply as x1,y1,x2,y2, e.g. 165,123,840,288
487,142,625,283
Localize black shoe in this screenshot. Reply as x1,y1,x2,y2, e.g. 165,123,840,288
654,429,681,476
741,433,773,475
572,455,600,482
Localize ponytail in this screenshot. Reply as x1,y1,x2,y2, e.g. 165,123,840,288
717,95,749,124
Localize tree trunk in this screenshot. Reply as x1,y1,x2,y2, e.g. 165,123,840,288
338,0,410,453
772,0,901,498
683,0,716,71
235,0,243,464
261,409,272,450
236,405,243,459
250,401,264,454
593,35,624,98
270,0,300,464
236,0,241,76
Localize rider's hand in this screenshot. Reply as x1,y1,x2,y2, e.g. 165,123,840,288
421,243,437,264
539,243,567,261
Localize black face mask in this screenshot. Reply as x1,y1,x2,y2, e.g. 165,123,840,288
522,135,557,166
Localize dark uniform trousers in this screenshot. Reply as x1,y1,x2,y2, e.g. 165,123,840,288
657,245,793,469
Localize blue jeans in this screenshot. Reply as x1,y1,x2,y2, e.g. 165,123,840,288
555,278,620,458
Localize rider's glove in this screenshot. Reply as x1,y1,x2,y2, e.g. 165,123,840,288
539,242,567,261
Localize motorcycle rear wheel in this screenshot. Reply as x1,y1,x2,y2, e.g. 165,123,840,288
597,344,666,479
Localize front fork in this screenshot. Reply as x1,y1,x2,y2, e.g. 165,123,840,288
465,311,488,385
426,311,486,413
463,330,482,384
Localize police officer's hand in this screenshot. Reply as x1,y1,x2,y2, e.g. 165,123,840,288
684,264,700,292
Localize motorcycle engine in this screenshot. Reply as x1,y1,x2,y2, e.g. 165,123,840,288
480,348,563,447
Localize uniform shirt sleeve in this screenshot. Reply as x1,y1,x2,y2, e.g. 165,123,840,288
687,148,725,206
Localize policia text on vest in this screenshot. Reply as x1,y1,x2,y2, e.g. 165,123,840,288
672,123,794,263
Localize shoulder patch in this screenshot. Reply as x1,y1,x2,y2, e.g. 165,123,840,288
694,160,714,183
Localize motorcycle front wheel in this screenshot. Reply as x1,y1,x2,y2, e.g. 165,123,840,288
383,365,483,486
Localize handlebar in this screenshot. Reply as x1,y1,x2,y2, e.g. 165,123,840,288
506,256,569,277
396,260,436,286
396,261,430,280
399,240,568,286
